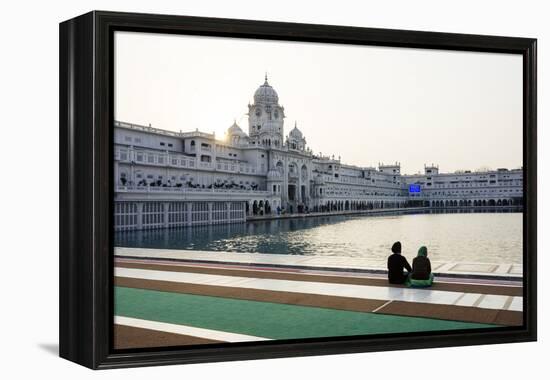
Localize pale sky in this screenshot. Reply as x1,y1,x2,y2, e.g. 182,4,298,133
114,31,523,175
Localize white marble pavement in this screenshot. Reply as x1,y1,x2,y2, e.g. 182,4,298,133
115,247,523,279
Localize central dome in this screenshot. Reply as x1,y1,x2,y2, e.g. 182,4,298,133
254,75,279,104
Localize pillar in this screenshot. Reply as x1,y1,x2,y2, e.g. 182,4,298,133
136,202,143,230
186,202,192,226
164,202,170,228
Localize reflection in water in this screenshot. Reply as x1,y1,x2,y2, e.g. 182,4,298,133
115,210,522,264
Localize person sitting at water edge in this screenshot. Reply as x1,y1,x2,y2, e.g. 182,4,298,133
387,241,412,284
409,246,435,287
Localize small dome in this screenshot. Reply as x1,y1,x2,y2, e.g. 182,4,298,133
254,75,279,104
289,122,303,139
227,120,247,137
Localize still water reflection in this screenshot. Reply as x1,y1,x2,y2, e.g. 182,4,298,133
115,211,522,264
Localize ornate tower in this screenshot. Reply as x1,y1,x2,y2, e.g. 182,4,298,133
248,74,285,148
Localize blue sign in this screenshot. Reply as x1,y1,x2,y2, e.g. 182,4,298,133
409,184,421,193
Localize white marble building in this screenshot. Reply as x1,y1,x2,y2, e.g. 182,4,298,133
406,165,523,208
114,76,523,230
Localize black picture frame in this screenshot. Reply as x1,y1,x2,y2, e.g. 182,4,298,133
59,10,537,369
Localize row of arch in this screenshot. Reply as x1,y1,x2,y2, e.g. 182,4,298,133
431,198,521,208
246,197,522,216
247,200,272,216
261,138,280,147
313,200,406,213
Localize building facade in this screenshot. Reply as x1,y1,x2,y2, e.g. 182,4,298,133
114,77,523,231
406,165,523,208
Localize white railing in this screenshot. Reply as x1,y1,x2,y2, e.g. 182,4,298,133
115,121,215,140
116,185,270,196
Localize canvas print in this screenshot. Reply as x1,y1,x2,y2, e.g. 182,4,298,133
113,32,523,350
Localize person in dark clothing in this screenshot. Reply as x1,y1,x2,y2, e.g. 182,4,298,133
387,241,412,284
409,246,434,287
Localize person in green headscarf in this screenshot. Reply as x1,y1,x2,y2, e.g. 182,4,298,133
409,246,435,287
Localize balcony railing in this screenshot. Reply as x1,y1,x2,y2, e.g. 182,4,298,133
116,185,270,196
115,147,260,175
288,172,299,179
115,121,215,140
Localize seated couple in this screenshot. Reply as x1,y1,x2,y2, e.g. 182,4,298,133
387,241,435,287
